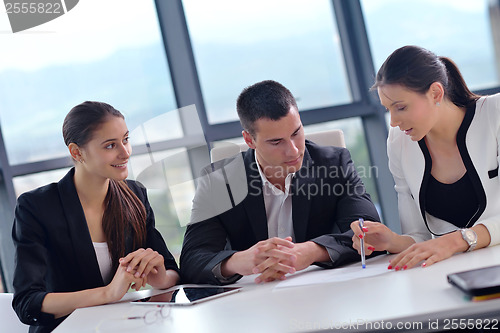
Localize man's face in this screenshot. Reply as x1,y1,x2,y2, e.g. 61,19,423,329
243,106,305,180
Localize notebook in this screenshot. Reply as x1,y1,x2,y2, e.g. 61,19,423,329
447,265,500,301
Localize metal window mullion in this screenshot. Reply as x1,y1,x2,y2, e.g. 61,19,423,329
332,0,399,231
0,124,17,291
155,0,211,177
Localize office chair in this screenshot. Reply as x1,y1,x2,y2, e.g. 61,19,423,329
0,293,29,333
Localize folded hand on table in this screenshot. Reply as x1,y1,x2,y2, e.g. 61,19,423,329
119,248,175,289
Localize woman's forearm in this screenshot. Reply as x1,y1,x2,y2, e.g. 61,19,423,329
387,233,417,254
41,286,113,319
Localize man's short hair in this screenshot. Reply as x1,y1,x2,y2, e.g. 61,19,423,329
236,80,298,136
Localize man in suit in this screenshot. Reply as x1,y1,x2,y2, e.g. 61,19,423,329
180,80,380,284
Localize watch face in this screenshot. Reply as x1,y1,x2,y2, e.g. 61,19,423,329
464,229,476,241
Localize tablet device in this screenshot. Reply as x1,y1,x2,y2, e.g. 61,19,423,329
131,285,241,306
447,265,500,299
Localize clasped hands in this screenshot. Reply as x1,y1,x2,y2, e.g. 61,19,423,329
222,237,326,284
106,248,166,302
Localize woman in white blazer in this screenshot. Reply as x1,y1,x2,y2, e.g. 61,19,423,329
351,45,500,270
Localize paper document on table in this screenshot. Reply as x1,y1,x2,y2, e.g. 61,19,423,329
275,255,392,289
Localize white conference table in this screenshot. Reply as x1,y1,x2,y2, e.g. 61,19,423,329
53,246,500,333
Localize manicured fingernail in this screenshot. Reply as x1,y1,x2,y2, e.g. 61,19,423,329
362,227,368,232
358,234,363,239
403,265,408,270
421,262,427,268
387,265,392,270
252,268,259,274
255,277,261,283
395,266,400,271
135,272,140,278
141,274,145,278
368,246,375,251
126,266,132,272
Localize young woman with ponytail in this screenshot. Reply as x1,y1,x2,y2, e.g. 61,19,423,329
350,45,500,270
12,101,179,332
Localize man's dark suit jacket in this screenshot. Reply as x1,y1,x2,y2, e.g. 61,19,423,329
180,140,381,284
12,168,179,333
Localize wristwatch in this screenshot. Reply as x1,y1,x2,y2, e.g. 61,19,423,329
460,228,477,252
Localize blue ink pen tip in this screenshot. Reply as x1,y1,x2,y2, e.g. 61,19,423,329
362,264,366,269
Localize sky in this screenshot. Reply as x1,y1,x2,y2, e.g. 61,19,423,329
361,0,484,13
0,0,162,72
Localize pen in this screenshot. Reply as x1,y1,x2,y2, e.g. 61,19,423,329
359,218,366,269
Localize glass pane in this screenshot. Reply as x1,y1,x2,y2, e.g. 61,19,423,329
182,0,352,124
130,149,195,262
0,0,178,165
361,0,500,90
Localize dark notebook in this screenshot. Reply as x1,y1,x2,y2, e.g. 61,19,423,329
447,265,500,301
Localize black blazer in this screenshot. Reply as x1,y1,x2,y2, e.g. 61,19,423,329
12,168,178,333
180,141,381,284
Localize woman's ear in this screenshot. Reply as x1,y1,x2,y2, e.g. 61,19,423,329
242,130,256,149
429,82,445,105
68,143,83,162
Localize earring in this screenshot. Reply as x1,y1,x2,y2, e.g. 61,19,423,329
436,102,440,107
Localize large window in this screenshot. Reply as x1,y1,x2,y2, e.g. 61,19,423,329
183,0,352,124
361,0,500,90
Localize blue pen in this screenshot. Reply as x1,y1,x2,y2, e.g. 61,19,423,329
359,218,366,269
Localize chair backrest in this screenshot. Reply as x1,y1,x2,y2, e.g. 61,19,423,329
0,293,29,332
210,129,345,162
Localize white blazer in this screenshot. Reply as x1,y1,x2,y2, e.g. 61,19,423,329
387,93,500,246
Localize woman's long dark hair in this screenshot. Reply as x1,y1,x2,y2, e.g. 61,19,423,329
373,45,480,108
62,101,146,271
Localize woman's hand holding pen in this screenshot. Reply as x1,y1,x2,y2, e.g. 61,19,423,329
350,220,395,255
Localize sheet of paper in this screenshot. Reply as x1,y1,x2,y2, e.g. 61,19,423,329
274,255,393,290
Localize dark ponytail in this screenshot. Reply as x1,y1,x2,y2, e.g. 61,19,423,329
104,180,147,272
373,45,479,108
63,101,147,270
439,57,480,108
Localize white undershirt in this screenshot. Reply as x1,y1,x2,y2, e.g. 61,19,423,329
255,154,296,241
93,242,113,284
